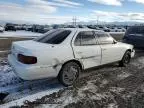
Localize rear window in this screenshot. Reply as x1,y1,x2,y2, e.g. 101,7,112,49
34,29,71,44
127,26,144,34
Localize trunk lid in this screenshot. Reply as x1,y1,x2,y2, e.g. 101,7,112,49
11,40,53,58
13,40,53,50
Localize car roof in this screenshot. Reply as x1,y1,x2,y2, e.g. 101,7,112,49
59,28,104,33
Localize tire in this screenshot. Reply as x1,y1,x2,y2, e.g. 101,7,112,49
58,62,81,86
119,51,131,67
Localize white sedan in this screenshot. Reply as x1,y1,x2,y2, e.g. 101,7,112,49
8,28,135,86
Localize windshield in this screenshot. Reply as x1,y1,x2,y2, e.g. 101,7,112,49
34,29,71,44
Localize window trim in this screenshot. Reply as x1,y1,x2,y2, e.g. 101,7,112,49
95,32,114,45
74,31,98,46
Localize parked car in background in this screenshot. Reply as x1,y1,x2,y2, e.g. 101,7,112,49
123,26,144,48
95,26,102,30
15,25,21,30
8,28,135,86
110,27,126,32
43,26,53,33
33,25,45,33
25,25,33,31
87,25,95,29
117,27,126,32
67,25,77,28
110,27,118,32
5,24,16,31
103,27,110,32
78,25,87,28
0,25,4,32
52,24,59,29
15,25,26,30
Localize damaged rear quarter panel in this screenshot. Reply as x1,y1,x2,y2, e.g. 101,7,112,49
36,44,75,72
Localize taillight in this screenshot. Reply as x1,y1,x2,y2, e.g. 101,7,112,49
18,54,37,64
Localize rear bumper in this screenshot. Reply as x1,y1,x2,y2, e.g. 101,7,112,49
8,54,59,80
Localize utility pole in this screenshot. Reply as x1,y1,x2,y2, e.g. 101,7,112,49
72,16,77,26
97,16,99,26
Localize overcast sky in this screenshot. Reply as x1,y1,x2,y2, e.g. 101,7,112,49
1,0,144,24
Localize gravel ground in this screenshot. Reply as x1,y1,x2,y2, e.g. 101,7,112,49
1,49,144,108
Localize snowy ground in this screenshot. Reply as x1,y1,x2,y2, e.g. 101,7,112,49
0,57,64,107
109,32,125,34
1,49,144,108
0,30,42,38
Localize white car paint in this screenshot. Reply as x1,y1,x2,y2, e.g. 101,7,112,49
8,28,135,80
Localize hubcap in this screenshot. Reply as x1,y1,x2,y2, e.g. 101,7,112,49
63,66,78,85
124,54,130,64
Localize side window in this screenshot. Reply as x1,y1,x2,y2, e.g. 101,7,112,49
74,31,97,46
74,33,81,46
97,33,114,44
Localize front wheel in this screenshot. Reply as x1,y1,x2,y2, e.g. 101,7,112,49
58,62,81,86
119,51,131,67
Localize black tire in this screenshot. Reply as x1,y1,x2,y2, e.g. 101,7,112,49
58,62,81,86
119,51,131,67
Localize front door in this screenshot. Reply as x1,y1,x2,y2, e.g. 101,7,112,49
96,32,122,64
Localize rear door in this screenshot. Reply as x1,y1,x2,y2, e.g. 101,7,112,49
72,31,101,69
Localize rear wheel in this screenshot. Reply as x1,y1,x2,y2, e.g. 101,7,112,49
58,62,81,86
119,51,131,67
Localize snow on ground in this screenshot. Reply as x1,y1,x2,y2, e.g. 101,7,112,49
0,30,42,37
29,79,111,108
0,51,8,53
31,78,119,108
1,88,62,108
0,58,63,108
25,53,144,108
131,57,144,69
0,59,22,87
107,103,118,108
109,32,125,34
1,50,144,108
117,71,132,80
